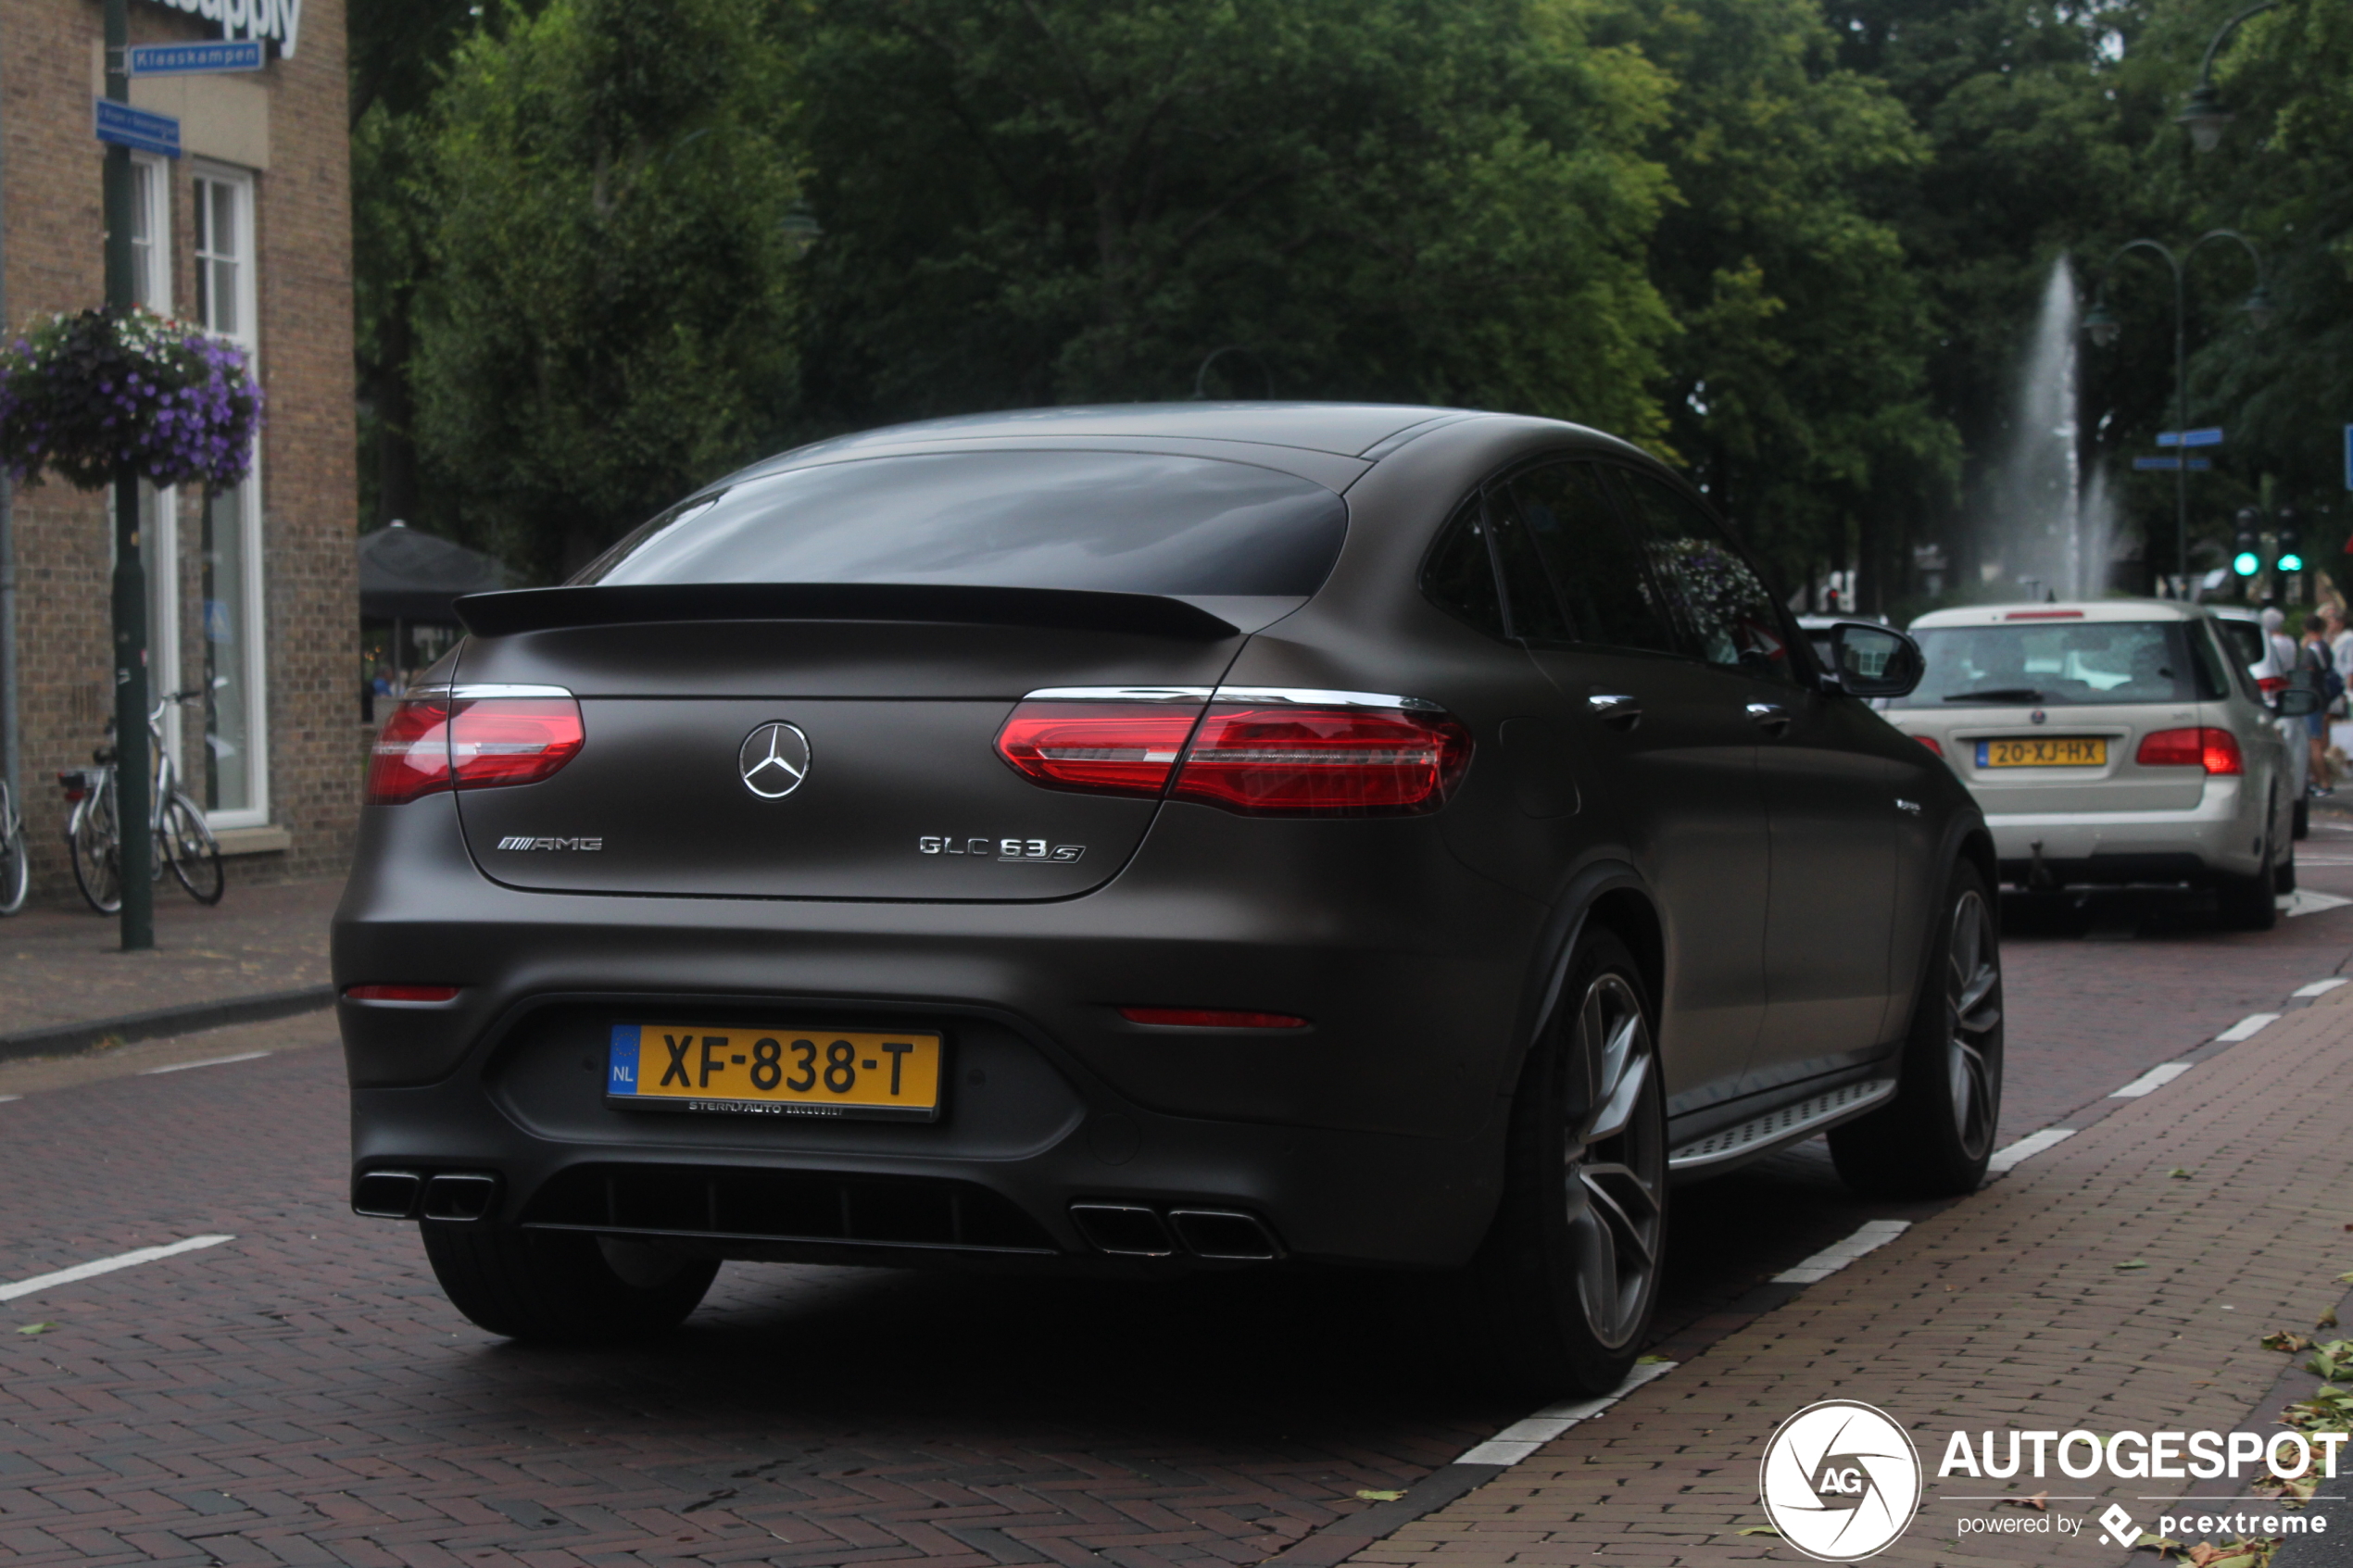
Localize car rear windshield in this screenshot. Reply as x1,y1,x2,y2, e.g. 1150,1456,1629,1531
575,450,1349,596
1891,620,2228,708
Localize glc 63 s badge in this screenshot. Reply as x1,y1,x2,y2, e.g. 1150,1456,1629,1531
920,835,1086,863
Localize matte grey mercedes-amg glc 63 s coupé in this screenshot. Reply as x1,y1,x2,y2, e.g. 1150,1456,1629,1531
335,403,1997,1396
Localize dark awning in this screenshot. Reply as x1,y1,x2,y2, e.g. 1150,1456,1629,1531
359,524,510,622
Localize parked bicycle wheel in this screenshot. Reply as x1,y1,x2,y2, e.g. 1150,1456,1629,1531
162,792,224,905
69,789,121,914
0,789,29,916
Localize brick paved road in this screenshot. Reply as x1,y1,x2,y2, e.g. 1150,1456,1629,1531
6,848,2353,1568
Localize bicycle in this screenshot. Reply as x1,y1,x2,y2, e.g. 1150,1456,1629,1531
0,777,29,915
60,689,224,914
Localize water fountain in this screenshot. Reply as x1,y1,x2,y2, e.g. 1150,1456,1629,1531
1982,258,2114,600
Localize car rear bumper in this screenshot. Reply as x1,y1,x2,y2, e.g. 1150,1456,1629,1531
334,796,1538,1272
1984,778,2266,886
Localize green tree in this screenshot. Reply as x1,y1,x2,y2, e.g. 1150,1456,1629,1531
409,0,802,580
1594,0,1950,610
790,0,1677,440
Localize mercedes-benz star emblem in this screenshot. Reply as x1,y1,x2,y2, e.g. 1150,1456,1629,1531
738,721,812,799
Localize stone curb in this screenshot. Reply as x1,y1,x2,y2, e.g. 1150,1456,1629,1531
0,984,333,1062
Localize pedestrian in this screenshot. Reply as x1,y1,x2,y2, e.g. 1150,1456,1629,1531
2300,613,2338,792
2264,606,2298,681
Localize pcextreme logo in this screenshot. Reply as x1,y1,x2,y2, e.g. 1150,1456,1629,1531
1760,1400,1923,1562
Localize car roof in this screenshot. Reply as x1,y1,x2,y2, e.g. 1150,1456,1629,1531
1908,598,2207,629
770,403,1485,462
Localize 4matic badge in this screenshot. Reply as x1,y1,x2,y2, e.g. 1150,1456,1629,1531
919,835,1086,863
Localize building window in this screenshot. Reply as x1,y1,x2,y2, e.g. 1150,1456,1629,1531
180,163,269,828
129,154,170,312
191,167,254,343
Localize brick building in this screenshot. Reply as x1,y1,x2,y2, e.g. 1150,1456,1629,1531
0,0,357,899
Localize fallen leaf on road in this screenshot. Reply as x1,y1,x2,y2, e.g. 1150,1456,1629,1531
1353,1490,1403,1503
2116,1259,2151,1270
1736,1526,1781,1537
2320,1308,2340,1329
2170,1168,2194,1179
15,1323,53,1336
1999,1491,2049,1511
2261,1331,2314,1352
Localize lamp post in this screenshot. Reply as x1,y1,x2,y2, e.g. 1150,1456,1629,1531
2082,231,2272,598
2177,0,2280,152
102,0,154,951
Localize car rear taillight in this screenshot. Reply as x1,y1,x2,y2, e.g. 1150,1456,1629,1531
1171,706,1472,815
365,687,584,805
1912,735,1944,758
2136,727,2244,775
994,704,1201,797
996,695,1473,817
343,984,462,1004
1119,1007,1309,1029
2258,674,2289,696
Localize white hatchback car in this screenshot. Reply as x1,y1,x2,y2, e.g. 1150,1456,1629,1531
1889,600,2316,928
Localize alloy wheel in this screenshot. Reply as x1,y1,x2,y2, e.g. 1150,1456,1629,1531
1945,890,2002,1158
1562,972,1665,1350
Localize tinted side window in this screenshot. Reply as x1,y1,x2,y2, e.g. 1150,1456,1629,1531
1421,499,1507,638
1608,470,1796,685
1486,493,1579,645
1504,462,1679,654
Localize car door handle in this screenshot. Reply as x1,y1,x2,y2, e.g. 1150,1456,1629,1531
1745,701,1793,736
1589,694,1642,731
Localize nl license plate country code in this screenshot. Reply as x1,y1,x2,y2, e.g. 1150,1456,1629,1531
608,1023,944,1121
1977,737,2108,768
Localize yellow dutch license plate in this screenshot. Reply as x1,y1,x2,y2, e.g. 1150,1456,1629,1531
1976,737,2108,769
608,1024,944,1121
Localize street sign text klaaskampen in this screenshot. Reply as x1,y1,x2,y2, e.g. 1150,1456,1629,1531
126,41,264,76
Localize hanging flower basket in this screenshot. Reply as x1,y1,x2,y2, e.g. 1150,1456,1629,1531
0,306,263,493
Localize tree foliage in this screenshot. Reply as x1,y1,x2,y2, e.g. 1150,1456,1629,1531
408,0,802,580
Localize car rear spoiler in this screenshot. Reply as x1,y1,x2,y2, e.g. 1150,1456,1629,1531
453,583,1265,640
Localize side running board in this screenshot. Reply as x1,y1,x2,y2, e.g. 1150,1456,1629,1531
1667,1077,1898,1173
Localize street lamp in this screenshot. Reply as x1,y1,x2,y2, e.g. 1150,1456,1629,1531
2178,1,2279,152
2082,230,2273,597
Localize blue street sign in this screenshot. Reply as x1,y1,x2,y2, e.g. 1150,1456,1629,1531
93,98,180,158
126,41,265,76
2133,456,2213,471
2157,428,2225,448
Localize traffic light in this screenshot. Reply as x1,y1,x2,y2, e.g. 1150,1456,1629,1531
2233,508,2262,577
2277,508,2304,573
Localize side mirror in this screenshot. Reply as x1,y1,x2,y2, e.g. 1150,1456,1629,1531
1822,621,1924,699
2276,684,2324,718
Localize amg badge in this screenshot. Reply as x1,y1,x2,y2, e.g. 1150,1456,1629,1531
497,835,603,851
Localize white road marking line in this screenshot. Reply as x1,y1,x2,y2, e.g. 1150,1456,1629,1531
0,1095,19,1104
2294,977,2349,997
0,1234,234,1303
1772,1219,1913,1285
2110,1062,2193,1098
2283,891,2353,916
139,1051,270,1075
2214,1014,2279,1042
1455,1359,1679,1465
1989,1127,2076,1173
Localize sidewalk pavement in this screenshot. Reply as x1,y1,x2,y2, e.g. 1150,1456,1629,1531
0,877,338,1055
1349,985,2353,1568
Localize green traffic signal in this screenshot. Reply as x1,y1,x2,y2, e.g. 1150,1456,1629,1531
2234,550,2262,576
2279,551,2305,572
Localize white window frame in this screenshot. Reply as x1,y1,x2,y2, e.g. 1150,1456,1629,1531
186,161,270,830
130,152,171,314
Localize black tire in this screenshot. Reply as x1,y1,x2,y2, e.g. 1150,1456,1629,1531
0,814,29,916
2276,838,2297,895
69,793,121,915
162,793,225,905
1454,928,1667,1397
421,1224,719,1344
2217,864,2279,930
2294,796,2310,840
1830,862,2004,1198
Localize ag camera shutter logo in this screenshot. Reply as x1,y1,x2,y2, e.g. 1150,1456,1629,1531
1759,1400,1921,1561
